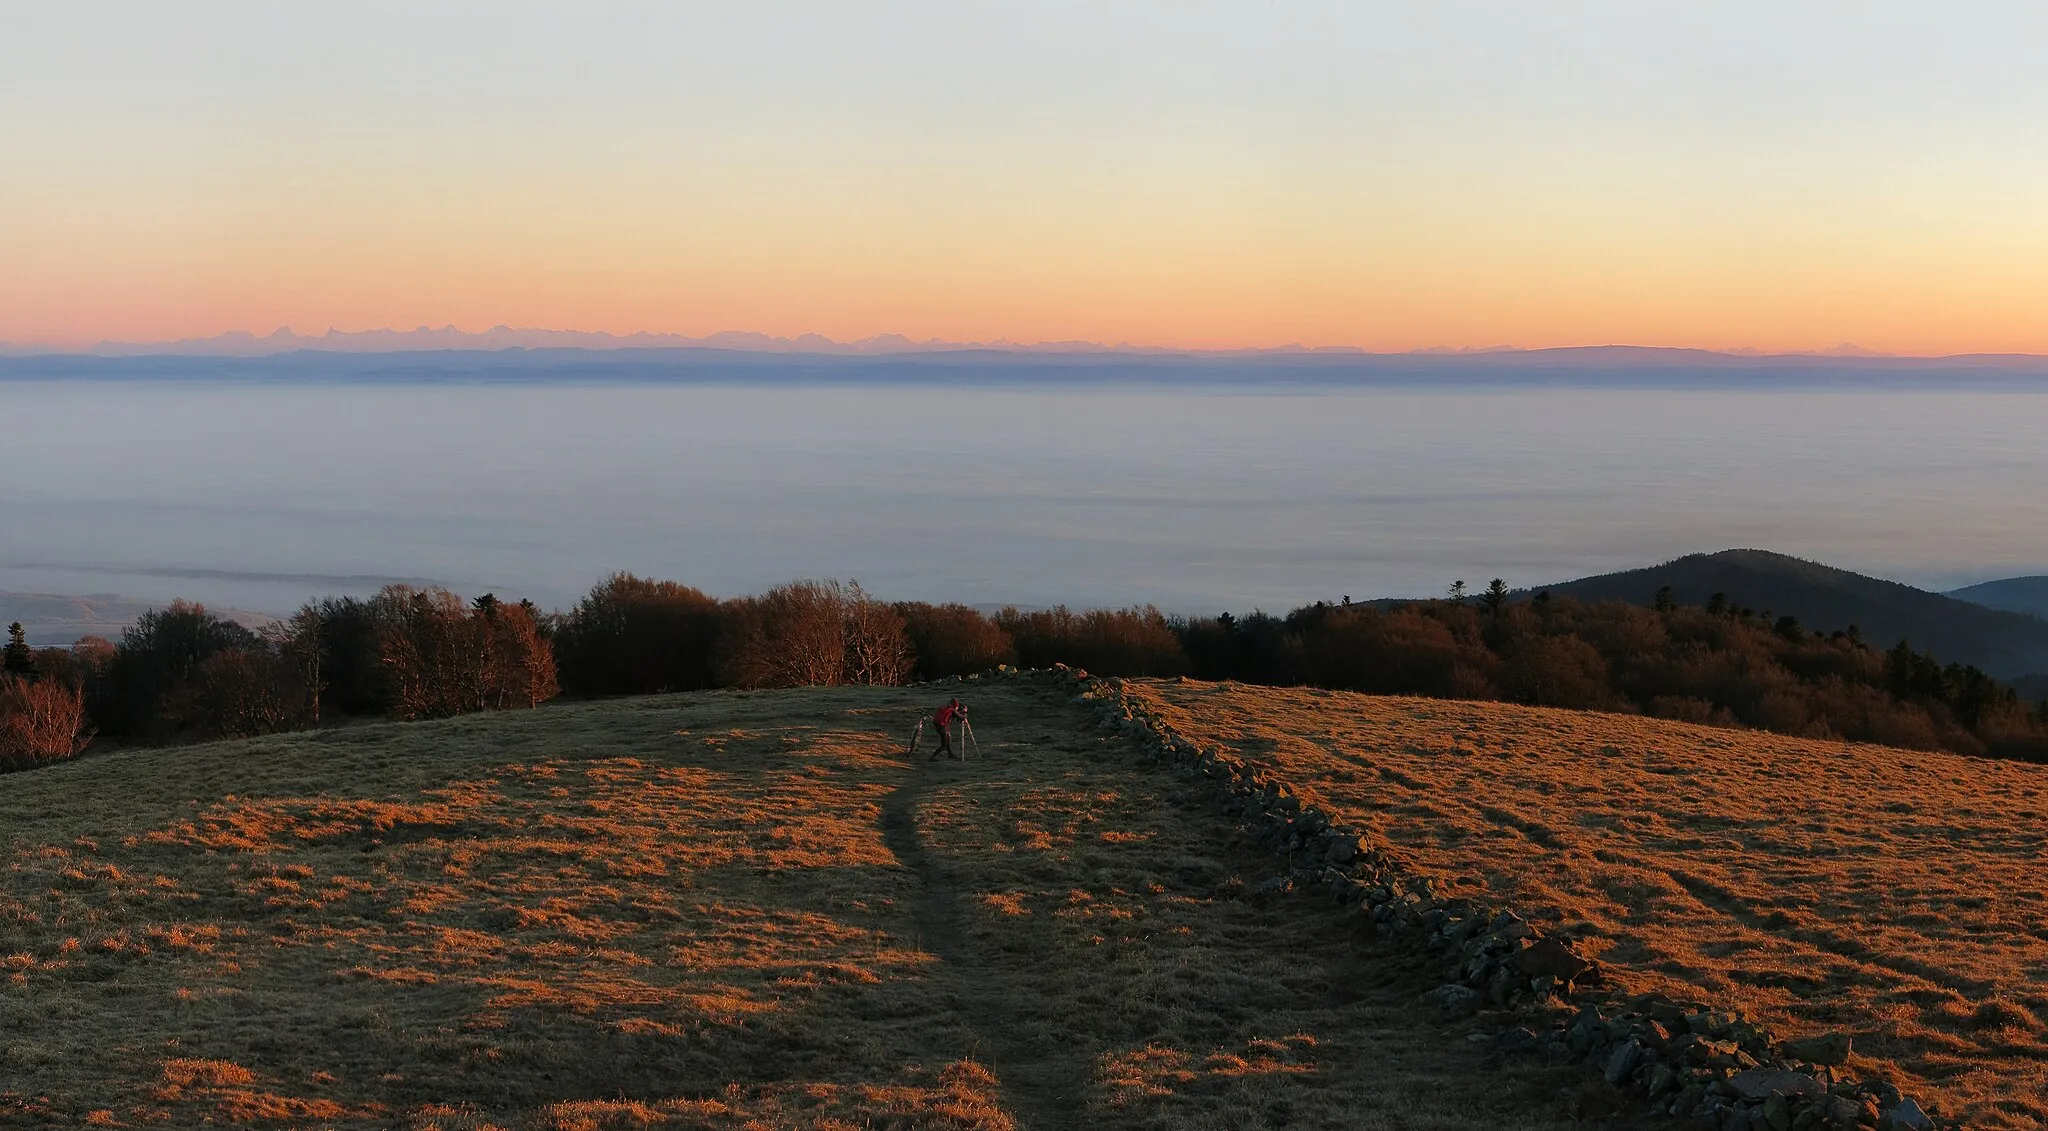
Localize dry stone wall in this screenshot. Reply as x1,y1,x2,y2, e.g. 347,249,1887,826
956,666,1952,1131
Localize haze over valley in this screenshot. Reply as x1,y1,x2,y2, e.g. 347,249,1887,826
7,372,2048,634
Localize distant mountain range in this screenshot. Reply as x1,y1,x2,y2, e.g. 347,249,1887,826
11,325,1391,359
6,325,2048,364
1532,550,2048,683
1946,576,2048,620
6,342,2048,388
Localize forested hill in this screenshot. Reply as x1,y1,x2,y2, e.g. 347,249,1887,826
1949,575,2048,620
1536,549,2048,679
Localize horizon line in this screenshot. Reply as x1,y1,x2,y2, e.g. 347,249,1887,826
5,324,2043,362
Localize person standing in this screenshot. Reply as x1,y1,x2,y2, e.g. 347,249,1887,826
929,698,965,760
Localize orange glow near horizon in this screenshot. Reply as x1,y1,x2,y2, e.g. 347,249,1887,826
11,142,2048,356
13,226,2048,357
10,7,2048,357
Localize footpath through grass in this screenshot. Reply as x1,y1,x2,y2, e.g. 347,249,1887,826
0,679,1581,1129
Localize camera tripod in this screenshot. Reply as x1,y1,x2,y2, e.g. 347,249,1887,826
906,713,979,760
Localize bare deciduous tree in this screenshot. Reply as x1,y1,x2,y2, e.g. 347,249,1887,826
491,599,559,708
0,674,92,769
721,579,914,688
168,649,311,738
896,602,1015,679
843,583,912,686
370,585,559,719
271,607,326,725
555,573,722,695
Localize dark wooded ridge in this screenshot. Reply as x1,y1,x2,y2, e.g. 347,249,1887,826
5,569,2046,772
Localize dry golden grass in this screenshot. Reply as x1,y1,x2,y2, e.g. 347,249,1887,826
0,681,1595,1129
897,696,1590,1130
1128,678,2048,1129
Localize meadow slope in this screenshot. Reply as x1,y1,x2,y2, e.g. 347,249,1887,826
1129,679,2048,1130
0,681,1585,1130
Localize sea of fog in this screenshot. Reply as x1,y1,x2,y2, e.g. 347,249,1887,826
7,379,2048,629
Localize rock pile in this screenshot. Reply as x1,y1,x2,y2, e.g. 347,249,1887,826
976,666,1952,1131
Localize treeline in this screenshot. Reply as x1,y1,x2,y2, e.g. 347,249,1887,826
1175,589,2048,761
0,587,557,770
541,576,2048,760
0,574,1003,770
551,575,1010,692
7,572,2048,772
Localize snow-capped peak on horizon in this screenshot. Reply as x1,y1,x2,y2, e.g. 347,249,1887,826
67,325,1225,358
0,327,2010,362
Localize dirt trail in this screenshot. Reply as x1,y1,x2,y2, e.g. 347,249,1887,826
880,773,1091,1131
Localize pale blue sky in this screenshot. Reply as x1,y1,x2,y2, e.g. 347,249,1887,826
8,3,2048,350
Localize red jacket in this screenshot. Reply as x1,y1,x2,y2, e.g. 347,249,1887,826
934,704,958,727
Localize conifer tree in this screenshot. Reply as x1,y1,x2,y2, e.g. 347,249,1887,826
1481,579,1509,618
2,623,33,679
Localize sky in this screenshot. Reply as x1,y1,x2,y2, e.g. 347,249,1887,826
7,3,2048,354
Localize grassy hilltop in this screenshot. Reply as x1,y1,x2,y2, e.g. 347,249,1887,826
1128,680,2048,1130
0,680,1579,1130
7,675,2043,1128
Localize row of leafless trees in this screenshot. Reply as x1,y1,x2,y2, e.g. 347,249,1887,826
22,565,2042,771
9,571,1180,764
4,586,563,766
9,571,1035,764
547,571,2048,762
550,573,1044,695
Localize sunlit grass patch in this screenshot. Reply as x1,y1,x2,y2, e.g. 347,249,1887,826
0,681,1583,1128
1136,677,2048,1129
